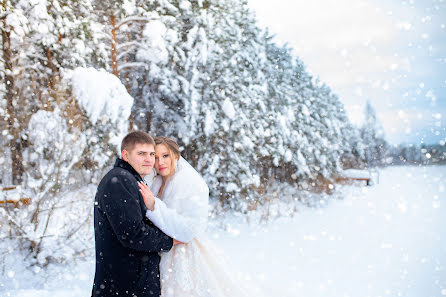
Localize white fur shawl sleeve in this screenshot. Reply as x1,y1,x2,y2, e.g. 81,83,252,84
145,157,209,243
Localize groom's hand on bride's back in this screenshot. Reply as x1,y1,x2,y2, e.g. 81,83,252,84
173,239,184,245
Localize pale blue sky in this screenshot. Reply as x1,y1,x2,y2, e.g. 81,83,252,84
248,0,446,145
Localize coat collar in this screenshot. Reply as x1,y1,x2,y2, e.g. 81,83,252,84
114,158,144,183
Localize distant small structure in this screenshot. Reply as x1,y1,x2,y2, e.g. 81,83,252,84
0,186,31,208
336,169,379,186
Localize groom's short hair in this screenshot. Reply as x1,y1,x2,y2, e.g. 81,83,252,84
121,131,155,152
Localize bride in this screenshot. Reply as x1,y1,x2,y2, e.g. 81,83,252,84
138,136,263,297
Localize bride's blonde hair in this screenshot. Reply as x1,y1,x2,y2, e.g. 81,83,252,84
154,136,180,177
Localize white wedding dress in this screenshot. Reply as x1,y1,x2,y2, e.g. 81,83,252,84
145,157,261,297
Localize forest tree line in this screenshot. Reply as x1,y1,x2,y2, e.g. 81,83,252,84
2,0,388,211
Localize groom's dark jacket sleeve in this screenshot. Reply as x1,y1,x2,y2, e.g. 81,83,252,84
93,158,173,297
103,171,172,252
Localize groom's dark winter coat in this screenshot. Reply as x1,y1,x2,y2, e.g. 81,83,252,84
92,158,173,297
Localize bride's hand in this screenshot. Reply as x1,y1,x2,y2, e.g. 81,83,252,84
137,181,155,211
173,239,184,246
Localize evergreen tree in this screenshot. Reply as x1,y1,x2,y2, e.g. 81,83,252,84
1,0,367,211
1,0,103,184
360,100,388,167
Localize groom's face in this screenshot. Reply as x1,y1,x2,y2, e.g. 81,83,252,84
122,143,155,178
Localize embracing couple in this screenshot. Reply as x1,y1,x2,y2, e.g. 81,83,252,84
92,131,260,297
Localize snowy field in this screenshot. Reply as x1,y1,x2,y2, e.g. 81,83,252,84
2,165,445,297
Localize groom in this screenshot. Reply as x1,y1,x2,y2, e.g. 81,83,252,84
92,131,173,297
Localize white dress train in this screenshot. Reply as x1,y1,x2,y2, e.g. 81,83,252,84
145,157,263,297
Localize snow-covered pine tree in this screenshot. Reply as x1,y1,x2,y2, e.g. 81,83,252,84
264,52,361,192
340,123,365,169
185,0,273,210
260,35,310,185
91,0,130,75
1,0,369,221
129,0,364,209
16,0,103,106
311,82,350,176
0,0,105,184
286,57,320,187
126,0,184,134
360,100,389,167
129,0,266,210
90,0,157,96
5,0,365,211
0,0,118,264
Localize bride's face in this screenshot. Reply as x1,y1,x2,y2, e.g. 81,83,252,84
154,144,174,177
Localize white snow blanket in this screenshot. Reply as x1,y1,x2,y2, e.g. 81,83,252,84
2,166,446,297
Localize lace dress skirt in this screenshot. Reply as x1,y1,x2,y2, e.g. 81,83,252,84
159,236,261,297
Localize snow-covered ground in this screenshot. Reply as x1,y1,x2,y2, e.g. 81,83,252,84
2,165,445,297
215,165,446,297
